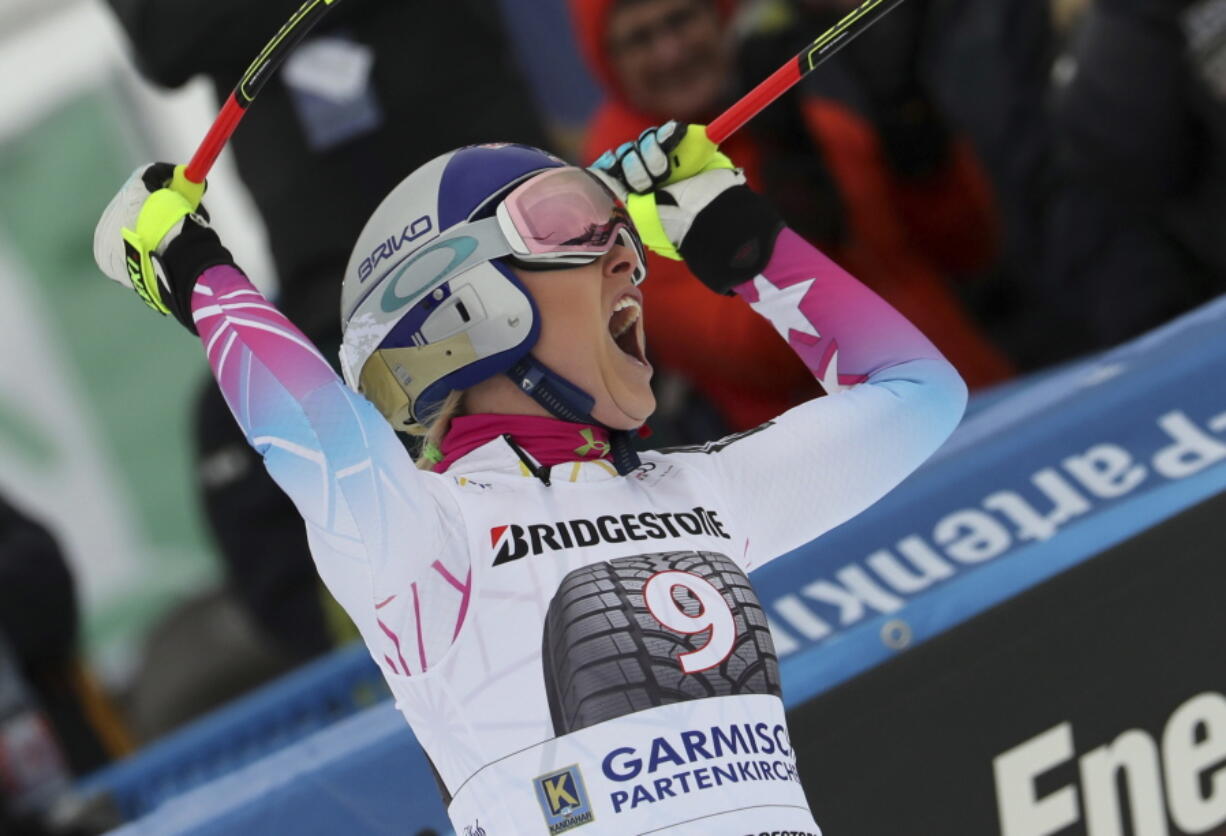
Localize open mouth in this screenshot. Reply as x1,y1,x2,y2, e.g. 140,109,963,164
608,295,648,366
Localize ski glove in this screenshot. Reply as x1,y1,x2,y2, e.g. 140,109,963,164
93,163,235,334
590,122,784,295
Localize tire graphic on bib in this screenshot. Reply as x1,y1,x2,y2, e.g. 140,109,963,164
542,551,781,736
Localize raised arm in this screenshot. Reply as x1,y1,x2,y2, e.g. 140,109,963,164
594,124,967,567
711,225,965,565
93,165,470,671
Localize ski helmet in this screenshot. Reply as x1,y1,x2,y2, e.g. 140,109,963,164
340,143,647,445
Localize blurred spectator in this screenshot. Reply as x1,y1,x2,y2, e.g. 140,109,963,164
0,495,131,834
570,0,1014,433
1042,0,1226,351
122,588,305,742
104,0,550,661
919,0,1064,368
495,0,605,159
0,496,123,779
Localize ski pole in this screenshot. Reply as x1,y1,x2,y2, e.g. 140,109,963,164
171,0,346,200
673,0,909,177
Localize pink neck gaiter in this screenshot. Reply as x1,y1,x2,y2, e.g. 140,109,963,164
433,414,612,474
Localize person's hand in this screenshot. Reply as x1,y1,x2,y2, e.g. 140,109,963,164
93,163,232,332
590,121,747,261
590,121,730,195
590,122,782,293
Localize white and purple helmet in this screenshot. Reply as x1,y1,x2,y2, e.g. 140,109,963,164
340,144,569,431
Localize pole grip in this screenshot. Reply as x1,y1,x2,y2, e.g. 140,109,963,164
665,125,724,183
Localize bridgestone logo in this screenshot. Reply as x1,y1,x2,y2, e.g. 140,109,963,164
490,507,730,565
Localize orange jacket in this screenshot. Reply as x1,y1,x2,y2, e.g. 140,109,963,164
571,0,1012,430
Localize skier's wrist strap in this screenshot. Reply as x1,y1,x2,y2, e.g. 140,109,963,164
160,223,237,334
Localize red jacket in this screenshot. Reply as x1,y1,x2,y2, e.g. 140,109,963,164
571,0,1012,430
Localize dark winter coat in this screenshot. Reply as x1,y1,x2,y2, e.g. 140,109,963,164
1047,0,1226,349
0,497,110,775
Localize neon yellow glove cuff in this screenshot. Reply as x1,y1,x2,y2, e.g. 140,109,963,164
120,188,194,315
627,193,682,261
626,125,738,261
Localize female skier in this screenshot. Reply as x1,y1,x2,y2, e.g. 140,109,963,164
94,124,966,835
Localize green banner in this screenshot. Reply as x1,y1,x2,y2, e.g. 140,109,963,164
0,91,219,673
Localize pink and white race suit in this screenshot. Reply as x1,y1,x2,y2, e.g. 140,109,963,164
189,227,966,835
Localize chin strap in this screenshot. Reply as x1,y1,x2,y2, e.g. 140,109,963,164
608,432,643,476
505,355,642,475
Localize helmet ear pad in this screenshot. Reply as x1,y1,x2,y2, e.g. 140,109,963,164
413,259,541,420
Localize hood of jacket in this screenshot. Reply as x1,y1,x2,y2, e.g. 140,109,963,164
569,0,737,106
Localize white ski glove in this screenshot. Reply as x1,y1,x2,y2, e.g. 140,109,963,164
94,163,231,332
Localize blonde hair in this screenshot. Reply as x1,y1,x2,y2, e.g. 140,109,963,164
411,390,466,470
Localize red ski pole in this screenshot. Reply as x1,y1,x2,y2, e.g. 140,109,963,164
171,0,346,200
673,0,908,177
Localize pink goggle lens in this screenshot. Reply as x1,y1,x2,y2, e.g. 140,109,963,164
502,168,642,260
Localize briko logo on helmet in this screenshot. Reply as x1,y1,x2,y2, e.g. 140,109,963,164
358,214,434,283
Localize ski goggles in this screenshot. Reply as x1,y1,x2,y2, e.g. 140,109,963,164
494,167,647,285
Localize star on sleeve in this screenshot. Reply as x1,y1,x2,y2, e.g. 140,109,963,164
747,275,820,342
